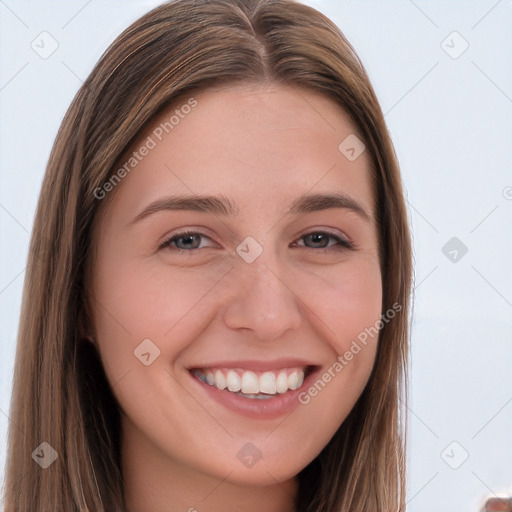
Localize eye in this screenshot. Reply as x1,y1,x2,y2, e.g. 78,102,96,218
293,231,354,251
158,230,353,253
158,231,217,251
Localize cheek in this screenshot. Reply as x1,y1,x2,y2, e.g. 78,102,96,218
93,248,381,375
96,258,222,332
283,259,382,455
91,257,229,376
297,255,383,354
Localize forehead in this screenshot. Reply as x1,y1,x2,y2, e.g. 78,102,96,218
104,83,374,223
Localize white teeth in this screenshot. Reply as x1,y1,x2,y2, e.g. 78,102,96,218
215,370,226,390
226,370,241,392
276,372,288,394
197,368,306,396
288,372,299,390
259,372,277,394
241,371,259,394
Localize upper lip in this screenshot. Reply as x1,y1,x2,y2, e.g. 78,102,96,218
187,358,319,372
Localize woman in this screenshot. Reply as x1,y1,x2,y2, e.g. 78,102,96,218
3,0,412,510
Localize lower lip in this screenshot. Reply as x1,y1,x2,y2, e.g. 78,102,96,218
188,369,318,420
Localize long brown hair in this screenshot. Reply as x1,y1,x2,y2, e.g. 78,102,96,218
3,0,412,510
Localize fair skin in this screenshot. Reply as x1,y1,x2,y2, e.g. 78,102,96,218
88,83,382,512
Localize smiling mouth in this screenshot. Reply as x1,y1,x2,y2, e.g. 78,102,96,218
191,367,312,400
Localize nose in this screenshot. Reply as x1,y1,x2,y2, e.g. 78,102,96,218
223,255,302,341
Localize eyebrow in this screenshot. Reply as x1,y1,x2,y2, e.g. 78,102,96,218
130,192,371,224
288,193,371,221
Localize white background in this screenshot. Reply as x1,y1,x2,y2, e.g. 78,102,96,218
1,1,511,510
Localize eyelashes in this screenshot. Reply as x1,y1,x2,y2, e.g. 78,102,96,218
158,230,354,253
293,232,354,251
158,231,216,251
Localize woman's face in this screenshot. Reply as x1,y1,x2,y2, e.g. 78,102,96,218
90,83,382,490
